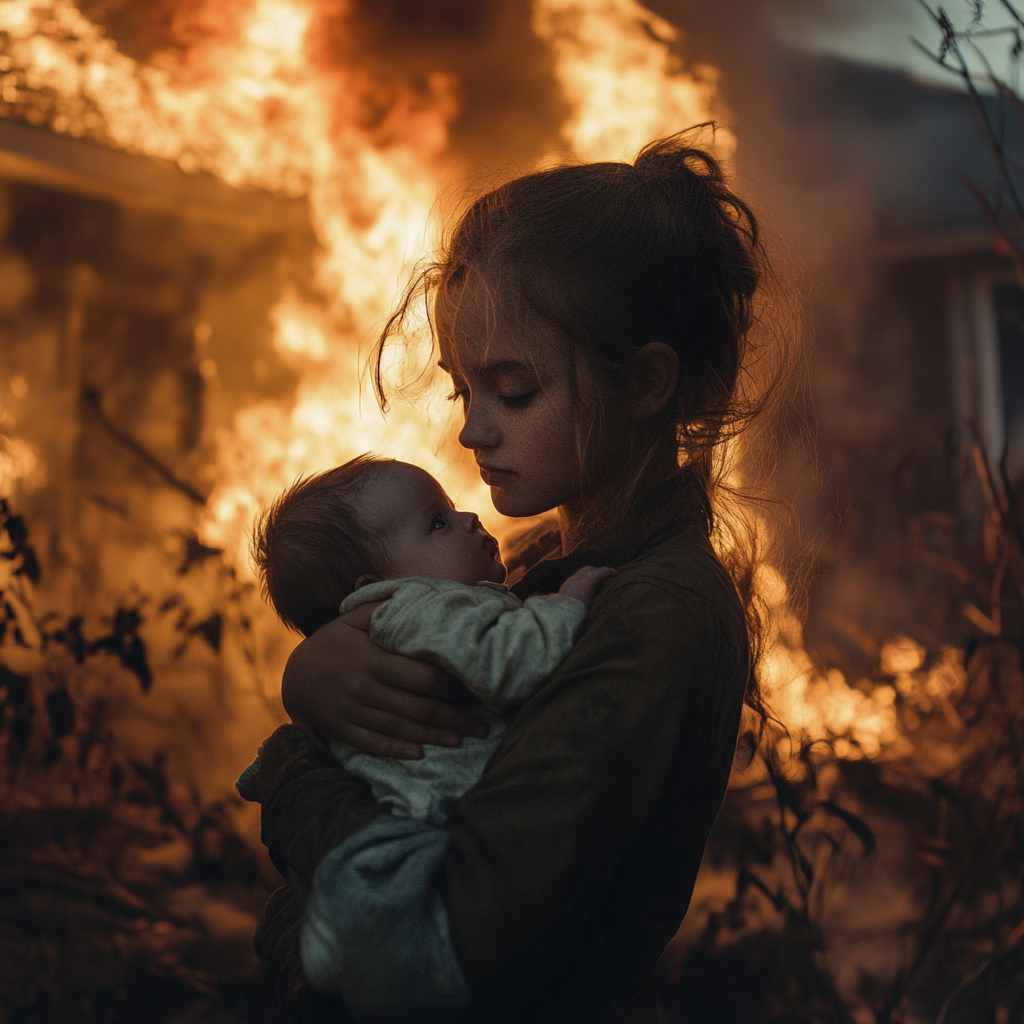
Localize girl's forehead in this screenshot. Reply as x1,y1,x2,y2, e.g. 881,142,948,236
436,278,566,376
438,332,537,376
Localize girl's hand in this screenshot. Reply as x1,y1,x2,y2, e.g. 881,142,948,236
281,612,489,760
557,565,617,605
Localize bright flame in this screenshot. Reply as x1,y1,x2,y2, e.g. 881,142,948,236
0,0,313,190
533,0,734,163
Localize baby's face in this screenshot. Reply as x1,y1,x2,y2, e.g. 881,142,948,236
355,462,506,586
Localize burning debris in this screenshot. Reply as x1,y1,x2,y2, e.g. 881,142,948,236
0,0,1022,1022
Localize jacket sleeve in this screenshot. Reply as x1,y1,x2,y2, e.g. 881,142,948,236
253,724,386,883
368,580,588,710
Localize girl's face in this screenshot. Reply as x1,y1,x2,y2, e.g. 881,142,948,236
440,280,632,519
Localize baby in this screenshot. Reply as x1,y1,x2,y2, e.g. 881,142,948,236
237,454,612,825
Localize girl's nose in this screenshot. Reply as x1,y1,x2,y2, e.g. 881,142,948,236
458,398,500,451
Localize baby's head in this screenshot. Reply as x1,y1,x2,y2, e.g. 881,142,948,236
252,456,506,636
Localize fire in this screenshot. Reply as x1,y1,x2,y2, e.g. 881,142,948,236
0,0,730,566
533,0,734,163
0,0,924,765
0,431,43,496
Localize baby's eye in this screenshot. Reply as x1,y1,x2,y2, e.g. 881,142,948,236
431,515,448,531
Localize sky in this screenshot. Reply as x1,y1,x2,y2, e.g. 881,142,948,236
770,0,1024,89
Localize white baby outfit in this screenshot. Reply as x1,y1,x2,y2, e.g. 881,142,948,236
237,577,587,826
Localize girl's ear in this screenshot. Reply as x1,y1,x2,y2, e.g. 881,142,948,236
353,574,380,590
628,342,679,420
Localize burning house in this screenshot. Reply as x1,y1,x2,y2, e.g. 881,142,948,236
0,1,1022,1022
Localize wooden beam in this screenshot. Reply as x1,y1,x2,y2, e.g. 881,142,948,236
0,117,311,235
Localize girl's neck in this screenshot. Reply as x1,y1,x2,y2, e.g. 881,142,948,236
557,443,680,554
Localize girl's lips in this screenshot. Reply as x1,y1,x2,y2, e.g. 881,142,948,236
480,467,517,488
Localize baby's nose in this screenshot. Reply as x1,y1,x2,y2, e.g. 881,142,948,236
461,511,480,532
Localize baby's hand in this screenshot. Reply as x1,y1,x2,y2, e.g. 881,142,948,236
558,565,617,606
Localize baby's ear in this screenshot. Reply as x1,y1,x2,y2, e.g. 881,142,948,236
353,574,380,590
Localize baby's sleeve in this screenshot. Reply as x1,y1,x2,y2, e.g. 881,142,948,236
368,580,588,710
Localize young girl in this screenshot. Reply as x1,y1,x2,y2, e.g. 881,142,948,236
247,129,785,1023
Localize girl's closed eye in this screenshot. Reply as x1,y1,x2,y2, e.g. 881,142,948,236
499,390,537,408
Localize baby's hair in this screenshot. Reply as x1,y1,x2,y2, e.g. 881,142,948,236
375,125,802,724
251,454,392,637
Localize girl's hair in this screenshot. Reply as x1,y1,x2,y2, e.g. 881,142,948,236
251,455,391,637
375,126,799,720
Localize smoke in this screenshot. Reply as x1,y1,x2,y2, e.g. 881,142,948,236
647,0,999,659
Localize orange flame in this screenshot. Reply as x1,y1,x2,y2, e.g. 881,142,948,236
534,0,734,163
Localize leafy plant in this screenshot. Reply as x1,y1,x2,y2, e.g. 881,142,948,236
0,499,281,1023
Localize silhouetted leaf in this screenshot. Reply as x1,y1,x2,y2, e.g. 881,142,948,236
89,607,152,691
178,534,223,575
190,615,223,653
0,501,41,582
820,801,876,855
51,616,86,663
1,505,27,546
738,867,790,912
773,774,806,821
0,665,30,705
120,636,151,691
16,547,40,583
45,687,75,737
8,705,33,763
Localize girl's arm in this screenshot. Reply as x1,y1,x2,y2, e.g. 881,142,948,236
282,614,489,759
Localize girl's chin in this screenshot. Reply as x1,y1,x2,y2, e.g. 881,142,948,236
489,489,550,519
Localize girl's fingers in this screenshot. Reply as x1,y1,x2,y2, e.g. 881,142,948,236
345,705,465,751
334,721,425,761
346,684,489,743
365,645,468,702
